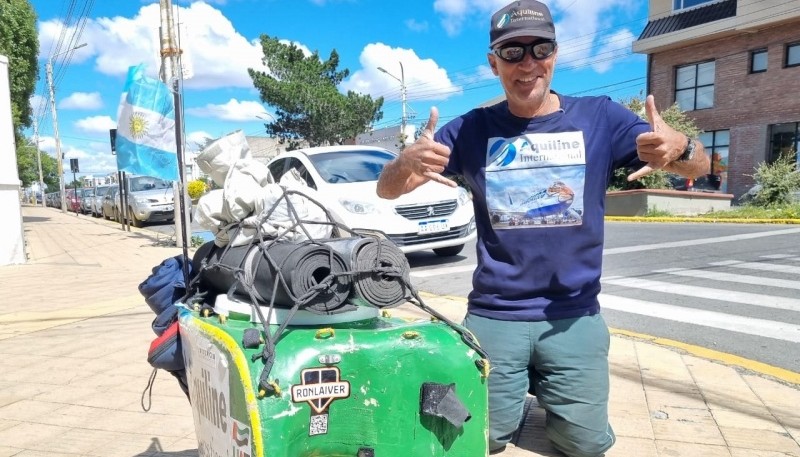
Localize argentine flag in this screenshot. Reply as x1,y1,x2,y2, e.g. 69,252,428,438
116,65,178,181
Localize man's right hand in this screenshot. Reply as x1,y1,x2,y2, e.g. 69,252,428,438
377,107,456,199
397,107,456,188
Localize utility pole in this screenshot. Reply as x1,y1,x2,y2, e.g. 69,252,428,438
46,43,86,213
378,62,413,145
159,0,191,285
33,117,45,207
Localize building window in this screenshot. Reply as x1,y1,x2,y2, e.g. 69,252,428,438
750,49,767,73
673,0,715,11
768,122,799,164
698,130,730,192
786,43,800,68
675,61,715,111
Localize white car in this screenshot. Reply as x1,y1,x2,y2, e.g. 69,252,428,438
266,145,477,256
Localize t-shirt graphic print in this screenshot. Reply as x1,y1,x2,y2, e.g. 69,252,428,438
485,131,586,229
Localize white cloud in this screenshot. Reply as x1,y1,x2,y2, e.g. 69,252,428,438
342,43,461,102
405,19,429,32
432,0,638,73
28,94,48,120
60,92,103,110
186,130,214,151
186,99,268,121
37,2,269,90
278,39,312,57
74,115,117,134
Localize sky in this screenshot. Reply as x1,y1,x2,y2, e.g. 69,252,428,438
25,0,651,181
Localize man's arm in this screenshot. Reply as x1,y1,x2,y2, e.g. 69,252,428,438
376,107,457,200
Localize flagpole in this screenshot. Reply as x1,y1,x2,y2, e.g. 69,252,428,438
159,0,190,286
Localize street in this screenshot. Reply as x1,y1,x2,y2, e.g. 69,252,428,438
404,222,800,374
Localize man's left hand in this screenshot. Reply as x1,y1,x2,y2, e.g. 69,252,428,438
628,95,687,181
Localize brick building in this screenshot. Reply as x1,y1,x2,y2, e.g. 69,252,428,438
633,0,800,198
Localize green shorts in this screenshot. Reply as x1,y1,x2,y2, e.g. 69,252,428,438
463,313,615,457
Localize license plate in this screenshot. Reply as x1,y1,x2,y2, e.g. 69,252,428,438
418,219,449,234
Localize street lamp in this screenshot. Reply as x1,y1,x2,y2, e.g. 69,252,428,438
47,42,87,213
378,62,408,133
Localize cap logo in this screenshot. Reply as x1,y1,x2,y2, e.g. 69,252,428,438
496,13,511,29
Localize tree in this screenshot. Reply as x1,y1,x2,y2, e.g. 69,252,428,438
248,35,383,150
0,0,39,137
608,94,702,191
15,137,58,191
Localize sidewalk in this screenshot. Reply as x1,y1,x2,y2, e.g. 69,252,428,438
0,205,798,457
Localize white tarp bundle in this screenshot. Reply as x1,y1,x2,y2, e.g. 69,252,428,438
194,130,331,247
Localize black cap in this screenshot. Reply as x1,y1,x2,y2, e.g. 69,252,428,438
489,0,556,48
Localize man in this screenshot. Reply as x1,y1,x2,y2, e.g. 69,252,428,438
377,1,710,456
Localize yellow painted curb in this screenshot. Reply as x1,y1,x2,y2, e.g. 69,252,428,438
611,328,800,386
605,216,800,224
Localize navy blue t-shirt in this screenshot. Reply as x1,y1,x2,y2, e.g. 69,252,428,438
435,93,649,321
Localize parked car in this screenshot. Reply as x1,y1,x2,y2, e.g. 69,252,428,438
102,186,120,221
90,185,114,217
266,145,477,256
80,188,96,214
119,175,177,227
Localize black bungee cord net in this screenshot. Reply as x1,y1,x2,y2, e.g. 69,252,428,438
184,185,490,397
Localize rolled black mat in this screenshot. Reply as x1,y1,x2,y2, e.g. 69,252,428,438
195,240,352,313
324,237,411,308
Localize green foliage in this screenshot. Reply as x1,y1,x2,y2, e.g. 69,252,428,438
608,94,701,191
247,35,383,149
190,235,205,248
187,179,208,200
15,137,58,190
704,203,800,220
747,155,800,207
0,0,39,137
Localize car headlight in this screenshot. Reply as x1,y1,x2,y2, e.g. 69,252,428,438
340,199,377,215
134,196,149,205
457,186,472,206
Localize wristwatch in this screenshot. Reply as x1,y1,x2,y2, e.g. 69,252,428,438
677,135,696,162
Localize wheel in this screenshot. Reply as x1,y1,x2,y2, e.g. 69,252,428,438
130,208,144,228
432,244,464,257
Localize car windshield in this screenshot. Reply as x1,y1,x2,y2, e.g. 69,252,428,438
96,186,111,196
129,176,172,192
308,149,396,184
83,189,95,197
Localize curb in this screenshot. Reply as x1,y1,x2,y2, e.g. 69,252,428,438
605,216,800,224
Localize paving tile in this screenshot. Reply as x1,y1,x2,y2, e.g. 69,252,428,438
651,419,727,446
729,449,800,457
606,436,658,457
0,446,23,457
719,426,800,454
656,440,732,456
610,412,654,440
712,408,786,432
0,422,70,449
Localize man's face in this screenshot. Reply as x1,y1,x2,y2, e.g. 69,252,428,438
488,37,558,117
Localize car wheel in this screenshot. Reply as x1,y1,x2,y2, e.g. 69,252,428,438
130,208,144,228
432,244,464,257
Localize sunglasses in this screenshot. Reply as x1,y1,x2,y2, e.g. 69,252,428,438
494,40,557,63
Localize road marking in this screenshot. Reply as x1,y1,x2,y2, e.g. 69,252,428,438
760,254,799,260
411,264,475,278
603,227,800,255
602,276,800,311
599,294,800,343
711,260,800,275
656,267,800,290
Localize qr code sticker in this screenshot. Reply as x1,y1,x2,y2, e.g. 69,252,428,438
309,413,329,436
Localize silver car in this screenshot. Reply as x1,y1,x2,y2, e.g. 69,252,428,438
90,185,114,217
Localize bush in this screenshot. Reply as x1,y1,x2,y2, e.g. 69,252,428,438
747,155,800,207
187,179,208,200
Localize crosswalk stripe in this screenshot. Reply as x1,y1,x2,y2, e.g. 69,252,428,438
599,294,800,343
602,227,800,255
601,276,800,311
655,268,800,290
760,254,799,260
710,260,800,275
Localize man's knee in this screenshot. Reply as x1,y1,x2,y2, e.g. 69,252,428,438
546,422,615,457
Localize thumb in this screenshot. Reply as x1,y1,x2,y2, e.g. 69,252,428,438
644,95,663,133
420,106,439,140
627,163,659,182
